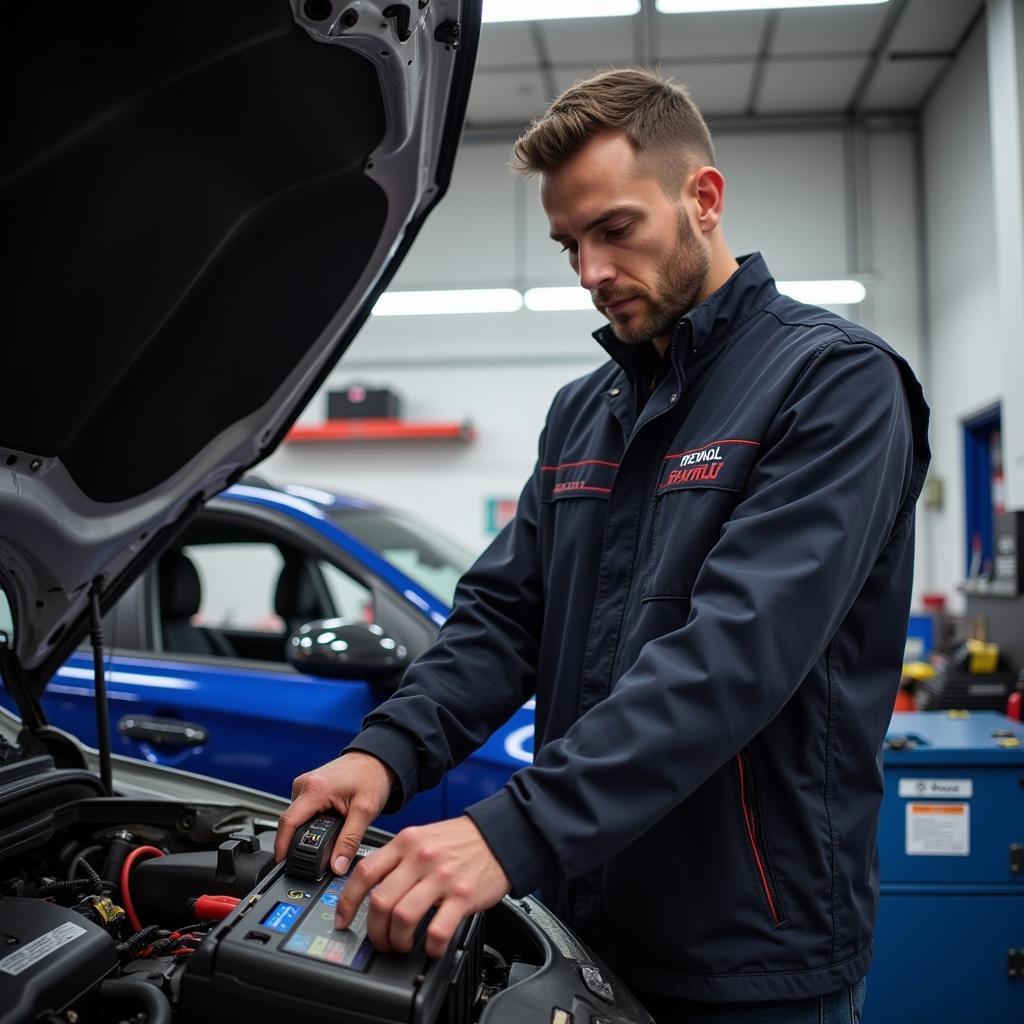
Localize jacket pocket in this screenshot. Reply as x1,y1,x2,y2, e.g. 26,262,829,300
736,749,788,927
641,439,758,601
641,486,742,600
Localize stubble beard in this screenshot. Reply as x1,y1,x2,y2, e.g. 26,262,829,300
598,211,711,345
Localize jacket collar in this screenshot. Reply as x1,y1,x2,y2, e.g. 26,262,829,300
592,252,779,382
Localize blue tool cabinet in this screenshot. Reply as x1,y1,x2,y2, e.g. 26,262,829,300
867,711,1024,1022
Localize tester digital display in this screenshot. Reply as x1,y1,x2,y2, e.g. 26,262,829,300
260,902,302,934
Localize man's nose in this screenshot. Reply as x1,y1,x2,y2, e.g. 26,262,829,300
576,243,614,293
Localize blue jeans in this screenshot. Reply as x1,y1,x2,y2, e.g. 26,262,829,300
635,978,866,1024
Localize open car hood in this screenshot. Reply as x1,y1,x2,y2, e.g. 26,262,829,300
0,0,480,723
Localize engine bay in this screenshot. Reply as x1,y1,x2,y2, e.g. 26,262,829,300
0,751,647,1024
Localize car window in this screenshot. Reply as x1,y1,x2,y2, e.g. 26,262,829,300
0,586,12,643
330,508,475,607
185,542,286,633
319,561,374,623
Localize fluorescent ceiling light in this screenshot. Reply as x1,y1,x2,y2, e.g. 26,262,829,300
530,281,867,310
484,0,640,24
656,0,887,12
777,279,866,305
372,288,523,316
372,281,866,315
524,287,595,312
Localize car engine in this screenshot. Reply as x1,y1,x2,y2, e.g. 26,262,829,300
0,751,648,1024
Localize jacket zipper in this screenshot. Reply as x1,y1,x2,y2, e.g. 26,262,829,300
608,328,689,679
736,749,783,926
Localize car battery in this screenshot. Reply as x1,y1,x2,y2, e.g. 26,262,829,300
179,845,481,1024
867,711,1024,1022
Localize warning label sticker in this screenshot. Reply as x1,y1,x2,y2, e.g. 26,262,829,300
897,778,973,799
905,803,970,856
0,922,86,976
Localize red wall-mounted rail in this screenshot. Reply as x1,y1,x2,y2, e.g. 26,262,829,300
285,418,475,443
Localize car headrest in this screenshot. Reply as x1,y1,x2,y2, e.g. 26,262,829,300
274,560,323,625
159,550,202,621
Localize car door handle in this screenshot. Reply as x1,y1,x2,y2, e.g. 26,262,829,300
117,715,209,748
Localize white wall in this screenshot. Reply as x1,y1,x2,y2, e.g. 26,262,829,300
920,17,1000,609
263,126,926,579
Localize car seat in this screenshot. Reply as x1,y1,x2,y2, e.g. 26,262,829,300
158,549,235,657
273,559,330,636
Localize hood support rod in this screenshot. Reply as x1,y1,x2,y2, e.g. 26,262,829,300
88,578,112,796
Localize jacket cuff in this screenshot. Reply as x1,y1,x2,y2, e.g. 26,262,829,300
342,724,420,815
465,787,558,897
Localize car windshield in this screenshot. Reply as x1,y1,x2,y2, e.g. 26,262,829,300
330,508,476,607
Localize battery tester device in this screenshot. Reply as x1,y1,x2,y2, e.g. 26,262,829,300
179,813,481,1024
288,813,345,882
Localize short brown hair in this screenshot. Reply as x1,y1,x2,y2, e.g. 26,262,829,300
511,67,715,190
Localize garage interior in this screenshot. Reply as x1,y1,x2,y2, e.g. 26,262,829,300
2,1,1023,1022
261,5,1024,1015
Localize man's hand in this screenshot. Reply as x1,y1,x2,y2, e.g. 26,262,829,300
335,816,511,958
274,752,396,874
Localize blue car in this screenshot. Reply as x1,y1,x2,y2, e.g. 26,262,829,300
0,480,534,831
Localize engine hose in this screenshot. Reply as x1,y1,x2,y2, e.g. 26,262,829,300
101,831,134,887
119,845,164,931
98,978,172,1024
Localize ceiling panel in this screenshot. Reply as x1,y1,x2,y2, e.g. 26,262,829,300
757,57,865,114
861,56,948,111
538,16,637,65
771,5,889,56
889,0,983,54
661,61,757,118
475,23,540,69
552,60,755,118
653,10,767,61
464,0,982,126
466,70,552,126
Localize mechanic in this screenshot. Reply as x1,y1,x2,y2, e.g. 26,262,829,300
276,68,930,1023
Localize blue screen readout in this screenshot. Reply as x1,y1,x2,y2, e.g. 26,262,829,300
262,901,302,933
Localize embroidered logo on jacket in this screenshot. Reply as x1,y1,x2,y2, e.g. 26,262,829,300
541,458,619,501
658,439,759,493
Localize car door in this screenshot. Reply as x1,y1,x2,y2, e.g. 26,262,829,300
38,507,444,828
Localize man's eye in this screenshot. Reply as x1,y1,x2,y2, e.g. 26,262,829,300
605,224,631,240
560,242,577,254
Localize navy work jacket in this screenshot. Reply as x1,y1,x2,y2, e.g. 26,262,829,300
349,253,931,1002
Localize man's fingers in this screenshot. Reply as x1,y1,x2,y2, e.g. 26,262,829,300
277,754,393,867
330,800,378,876
361,859,424,952
387,878,442,954
424,898,468,959
274,790,330,863
336,845,397,931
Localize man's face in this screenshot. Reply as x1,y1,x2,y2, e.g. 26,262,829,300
541,132,711,345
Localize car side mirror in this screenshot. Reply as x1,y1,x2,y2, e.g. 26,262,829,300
286,619,410,680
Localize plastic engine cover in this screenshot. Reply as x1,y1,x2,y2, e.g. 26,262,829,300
0,897,117,1024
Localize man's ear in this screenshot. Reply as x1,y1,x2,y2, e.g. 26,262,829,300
691,166,726,235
